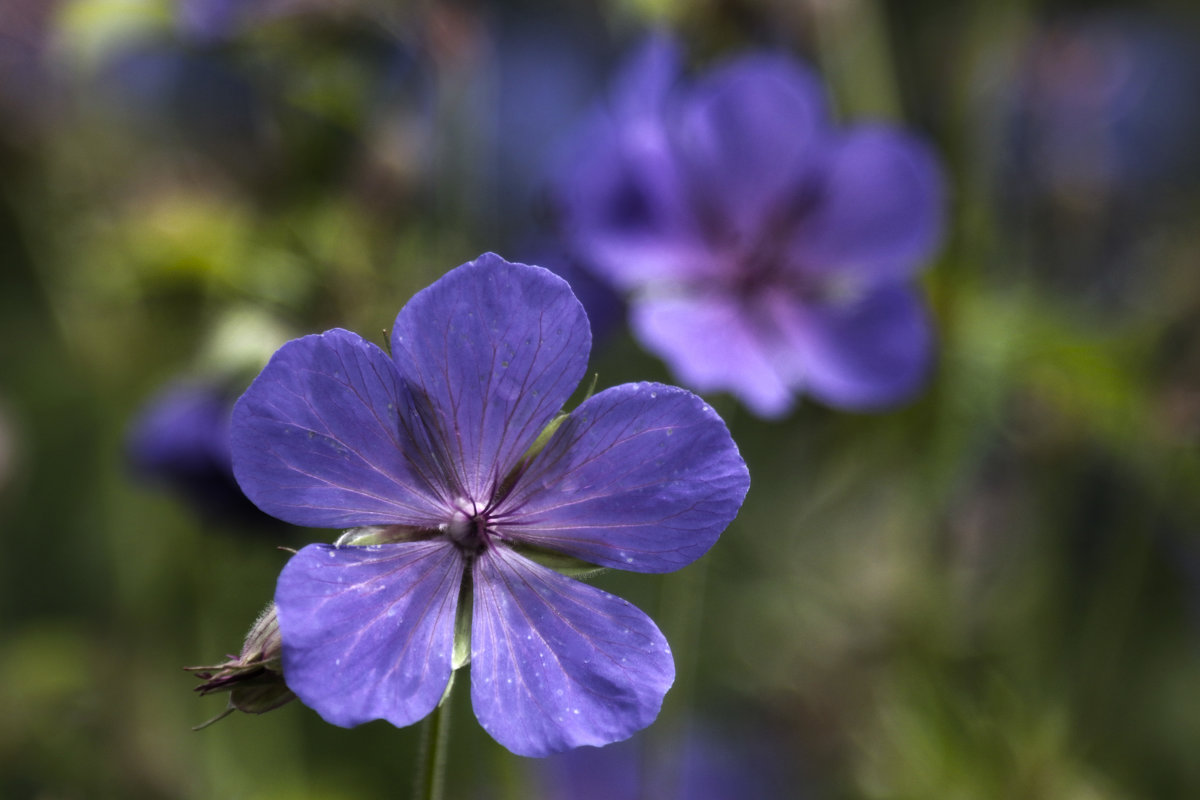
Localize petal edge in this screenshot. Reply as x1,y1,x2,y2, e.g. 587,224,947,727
470,548,674,756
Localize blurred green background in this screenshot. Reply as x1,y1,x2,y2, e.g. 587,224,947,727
3,0,1200,797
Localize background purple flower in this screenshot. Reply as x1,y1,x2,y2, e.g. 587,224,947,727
230,254,749,757
980,12,1200,311
553,37,944,417
127,379,270,526
533,723,795,800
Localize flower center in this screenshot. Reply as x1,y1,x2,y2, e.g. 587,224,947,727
445,507,488,556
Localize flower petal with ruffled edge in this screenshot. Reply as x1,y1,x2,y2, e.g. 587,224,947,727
231,329,450,528
469,546,674,757
552,36,714,291
631,294,795,418
789,126,944,282
389,254,591,503
553,105,713,291
498,382,749,573
770,283,934,410
608,33,682,122
675,54,830,240
274,540,463,729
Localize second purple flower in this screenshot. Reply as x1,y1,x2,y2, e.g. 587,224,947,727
230,254,749,757
554,38,945,417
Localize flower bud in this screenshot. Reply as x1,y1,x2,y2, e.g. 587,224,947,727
186,603,295,728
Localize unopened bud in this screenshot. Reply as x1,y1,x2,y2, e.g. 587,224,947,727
186,603,295,729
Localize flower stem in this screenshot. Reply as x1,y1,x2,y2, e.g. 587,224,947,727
810,0,902,120
643,557,711,800
414,675,454,800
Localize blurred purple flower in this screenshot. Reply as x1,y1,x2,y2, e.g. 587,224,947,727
127,380,267,525
176,0,301,42
975,13,1200,310
1000,14,1200,203
178,0,245,41
230,254,749,756
97,41,267,175
534,724,793,800
554,38,944,417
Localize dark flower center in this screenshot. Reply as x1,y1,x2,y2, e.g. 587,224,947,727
445,508,489,556
698,180,832,305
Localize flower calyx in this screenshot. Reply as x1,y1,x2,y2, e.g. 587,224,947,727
186,603,295,729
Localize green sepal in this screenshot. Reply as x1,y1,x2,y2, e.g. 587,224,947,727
451,578,473,671
511,544,608,579
334,524,428,547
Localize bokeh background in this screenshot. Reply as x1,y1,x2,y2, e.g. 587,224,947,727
3,0,1200,797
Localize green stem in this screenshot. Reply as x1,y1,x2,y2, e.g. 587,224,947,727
642,557,711,800
810,0,902,120
413,675,454,800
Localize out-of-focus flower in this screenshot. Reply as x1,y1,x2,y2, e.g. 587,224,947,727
229,254,749,756
534,725,793,799
126,379,266,525
979,13,1200,309
176,0,280,42
997,14,1200,207
553,37,944,417
96,41,268,175
177,0,244,41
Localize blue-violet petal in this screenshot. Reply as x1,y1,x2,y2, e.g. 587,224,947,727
470,547,674,757
389,254,591,503
275,541,463,729
500,382,749,573
231,329,449,528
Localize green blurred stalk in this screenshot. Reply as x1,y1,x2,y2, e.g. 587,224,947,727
414,676,454,800
643,556,711,800
810,0,901,120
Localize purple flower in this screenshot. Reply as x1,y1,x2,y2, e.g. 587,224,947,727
230,254,749,756
178,0,245,41
535,724,794,800
999,14,1200,202
553,38,944,417
128,380,268,525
